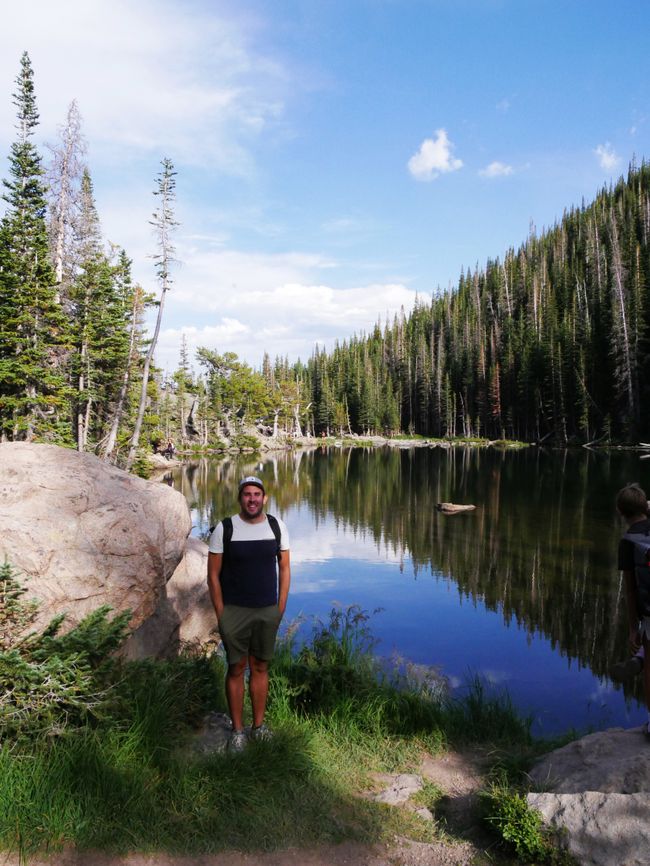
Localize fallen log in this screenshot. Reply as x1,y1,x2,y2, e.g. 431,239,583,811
436,502,476,514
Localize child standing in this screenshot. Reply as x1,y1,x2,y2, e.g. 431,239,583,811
616,482,650,739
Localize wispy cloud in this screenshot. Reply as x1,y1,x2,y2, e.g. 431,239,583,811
479,160,514,178
407,129,463,182
496,98,511,113
0,0,290,175
594,142,621,171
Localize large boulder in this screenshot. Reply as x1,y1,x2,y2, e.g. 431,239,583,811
125,536,216,658
0,442,191,633
527,727,650,865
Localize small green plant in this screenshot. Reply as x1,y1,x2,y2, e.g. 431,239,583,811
481,782,545,860
480,775,570,863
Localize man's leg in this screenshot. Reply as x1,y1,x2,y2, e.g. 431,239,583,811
249,654,269,728
226,657,248,731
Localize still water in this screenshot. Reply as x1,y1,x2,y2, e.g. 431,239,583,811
168,445,648,736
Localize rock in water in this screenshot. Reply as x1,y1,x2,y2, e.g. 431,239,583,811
0,442,191,634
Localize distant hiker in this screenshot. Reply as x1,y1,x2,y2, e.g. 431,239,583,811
207,475,291,752
616,482,650,738
163,439,175,459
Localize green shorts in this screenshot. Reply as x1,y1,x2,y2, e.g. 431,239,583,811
218,604,282,665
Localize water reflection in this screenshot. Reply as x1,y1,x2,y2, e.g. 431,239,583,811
169,446,648,734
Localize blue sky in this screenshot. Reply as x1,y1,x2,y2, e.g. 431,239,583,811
1,0,649,371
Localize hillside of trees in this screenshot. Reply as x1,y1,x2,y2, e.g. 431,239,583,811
1,52,649,459
160,159,650,448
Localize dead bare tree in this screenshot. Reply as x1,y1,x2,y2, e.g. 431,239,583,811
125,158,178,470
46,100,86,300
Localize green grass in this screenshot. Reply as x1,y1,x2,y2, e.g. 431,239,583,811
0,604,547,861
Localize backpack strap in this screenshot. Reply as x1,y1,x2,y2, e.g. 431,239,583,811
267,513,283,563
208,518,233,554
221,516,233,559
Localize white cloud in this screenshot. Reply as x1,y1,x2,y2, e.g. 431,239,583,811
594,142,621,171
0,0,288,174
154,245,419,370
496,98,511,113
407,129,463,181
479,161,514,178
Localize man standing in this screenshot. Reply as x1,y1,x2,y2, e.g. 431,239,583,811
207,476,290,751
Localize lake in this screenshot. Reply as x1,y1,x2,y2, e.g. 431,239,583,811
167,445,648,736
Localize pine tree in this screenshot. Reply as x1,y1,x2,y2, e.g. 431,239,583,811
69,170,131,450
0,53,70,442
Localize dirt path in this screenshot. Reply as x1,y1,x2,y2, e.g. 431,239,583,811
0,840,482,866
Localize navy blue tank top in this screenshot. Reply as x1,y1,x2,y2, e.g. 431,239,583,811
219,537,278,607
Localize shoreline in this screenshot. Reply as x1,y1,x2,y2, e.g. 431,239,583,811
152,435,529,465
149,434,650,465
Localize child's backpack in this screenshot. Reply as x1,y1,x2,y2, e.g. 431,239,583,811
623,531,650,616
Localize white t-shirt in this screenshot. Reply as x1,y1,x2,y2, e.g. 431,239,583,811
208,513,290,553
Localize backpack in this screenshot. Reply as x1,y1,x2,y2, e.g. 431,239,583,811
623,531,650,616
210,514,283,563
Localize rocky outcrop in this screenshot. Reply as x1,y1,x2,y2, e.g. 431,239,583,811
527,727,650,865
0,442,191,634
125,536,215,658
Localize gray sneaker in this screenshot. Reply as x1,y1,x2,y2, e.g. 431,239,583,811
227,729,248,753
250,723,273,742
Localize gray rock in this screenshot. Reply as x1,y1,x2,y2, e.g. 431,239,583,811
529,726,650,793
372,774,424,805
190,711,233,755
527,727,650,865
0,442,191,635
527,792,650,866
125,536,216,658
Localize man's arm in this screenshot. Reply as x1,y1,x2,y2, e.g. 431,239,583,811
207,552,224,619
278,550,291,617
623,568,641,650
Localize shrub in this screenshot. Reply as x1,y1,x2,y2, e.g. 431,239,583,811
0,561,130,740
479,775,570,863
231,433,260,451
131,451,153,478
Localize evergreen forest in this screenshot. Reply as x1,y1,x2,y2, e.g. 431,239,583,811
2,52,650,459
